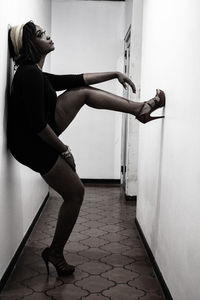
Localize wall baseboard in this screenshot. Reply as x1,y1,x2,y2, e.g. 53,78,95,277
135,218,173,300
0,193,49,293
81,178,120,185
125,194,137,201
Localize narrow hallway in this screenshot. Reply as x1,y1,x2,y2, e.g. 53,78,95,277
1,185,165,300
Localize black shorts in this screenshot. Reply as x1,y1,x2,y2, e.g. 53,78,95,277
9,122,61,175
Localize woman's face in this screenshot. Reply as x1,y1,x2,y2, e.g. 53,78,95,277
34,25,55,55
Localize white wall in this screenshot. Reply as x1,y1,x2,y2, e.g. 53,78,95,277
124,0,133,34
51,0,125,179
0,0,51,281
136,0,200,299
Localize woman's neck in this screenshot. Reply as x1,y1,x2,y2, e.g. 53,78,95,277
37,56,45,70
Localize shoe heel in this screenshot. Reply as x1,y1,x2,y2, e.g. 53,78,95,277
149,115,165,121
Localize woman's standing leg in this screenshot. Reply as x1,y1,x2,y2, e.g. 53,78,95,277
41,156,84,274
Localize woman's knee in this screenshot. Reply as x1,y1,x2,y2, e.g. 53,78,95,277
62,180,85,205
76,180,85,201
70,86,93,100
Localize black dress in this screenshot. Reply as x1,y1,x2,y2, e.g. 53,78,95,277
7,64,85,175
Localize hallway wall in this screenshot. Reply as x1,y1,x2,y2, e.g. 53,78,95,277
0,0,51,282
51,0,125,179
136,1,200,299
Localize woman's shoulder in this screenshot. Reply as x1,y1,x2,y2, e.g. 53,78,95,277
15,64,43,82
18,64,41,74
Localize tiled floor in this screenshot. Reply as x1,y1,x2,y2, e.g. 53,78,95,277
0,185,166,300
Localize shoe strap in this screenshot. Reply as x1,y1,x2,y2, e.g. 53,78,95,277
146,95,160,109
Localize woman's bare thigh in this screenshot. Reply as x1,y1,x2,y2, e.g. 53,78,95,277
41,156,84,200
55,87,89,134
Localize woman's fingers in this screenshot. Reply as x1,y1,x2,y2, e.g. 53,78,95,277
118,73,136,93
125,78,136,93
63,156,76,172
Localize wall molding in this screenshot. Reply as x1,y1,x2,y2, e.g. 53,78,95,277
0,193,49,292
81,179,120,185
135,218,173,300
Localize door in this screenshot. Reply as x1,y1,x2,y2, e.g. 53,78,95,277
121,27,131,189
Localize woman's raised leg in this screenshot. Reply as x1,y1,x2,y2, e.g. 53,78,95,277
55,86,164,132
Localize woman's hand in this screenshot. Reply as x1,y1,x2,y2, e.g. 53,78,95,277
64,155,76,172
117,72,136,93
60,147,76,172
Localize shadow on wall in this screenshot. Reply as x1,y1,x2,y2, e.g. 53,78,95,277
150,117,165,253
0,26,23,269
2,24,22,193
4,25,13,152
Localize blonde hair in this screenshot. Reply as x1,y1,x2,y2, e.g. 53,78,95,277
10,24,24,59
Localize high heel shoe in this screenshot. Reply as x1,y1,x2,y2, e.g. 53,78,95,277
136,89,165,124
41,247,75,276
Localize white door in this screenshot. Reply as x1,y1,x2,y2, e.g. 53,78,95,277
121,28,131,189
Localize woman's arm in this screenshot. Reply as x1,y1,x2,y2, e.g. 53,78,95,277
43,73,85,91
38,125,76,171
83,72,136,93
83,72,118,85
38,124,67,153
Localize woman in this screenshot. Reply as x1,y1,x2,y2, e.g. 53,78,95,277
8,21,165,277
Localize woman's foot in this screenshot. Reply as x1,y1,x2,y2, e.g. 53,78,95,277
136,89,165,124
41,247,75,276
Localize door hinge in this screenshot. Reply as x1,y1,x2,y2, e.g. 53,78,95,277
121,165,127,173
124,50,127,59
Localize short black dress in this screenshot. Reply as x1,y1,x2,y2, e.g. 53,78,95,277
7,64,85,175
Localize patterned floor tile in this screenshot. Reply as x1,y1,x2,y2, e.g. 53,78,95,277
83,213,103,221
77,261,112,275
78,247,110,260
98,217,119,225
122,247,147,258
60,269,89,284
68,231,89,242
64,241,89,252
81,237,109,248
139,293,165,300
1,186,165,299
23,292,51,299
75,216,89,224
80,220,104,229
129,275,162,292
82,294,110,299
101,267,139,283
100,242,130,254
125,260,154,276
0,281,33,299
102,284,145,299
76,275,115,293
72,223,89,232
101,232,127,242
83,228,106,237
100,224,125,233
46,283,89,299
119,237,141,247
23,274,62,292
101,253,133,267
8,265,39,283
64,252,90,266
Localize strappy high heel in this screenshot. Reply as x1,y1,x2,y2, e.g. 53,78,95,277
41,247,75,276
136,89,165,124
